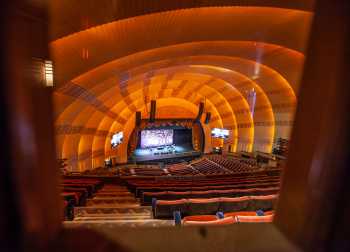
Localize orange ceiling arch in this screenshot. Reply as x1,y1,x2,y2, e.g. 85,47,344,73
51,7,312,86
50,0,314,40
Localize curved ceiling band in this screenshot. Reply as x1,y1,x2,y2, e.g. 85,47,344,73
50,7,312,86
65,41,305,96
53,41,304,125
50,0,314,40
54,51,294,126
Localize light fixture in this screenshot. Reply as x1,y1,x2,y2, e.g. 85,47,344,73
44,60,54,87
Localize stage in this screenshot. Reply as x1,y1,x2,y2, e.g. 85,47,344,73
129,126,202,163
131,145,201,163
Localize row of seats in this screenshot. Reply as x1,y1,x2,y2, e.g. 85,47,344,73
127,175,281,198
119,165,168,176
182,210,274,226
141,187,279,205
127,174,280,188
136,182,280,198
190,159,232,175
118,155,271,177
153,195,277,219
61,178,103,220
166,163,200,176
125,170,281,188
207,155,258,173
82,167,117,176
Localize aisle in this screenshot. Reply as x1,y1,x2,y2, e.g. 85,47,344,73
64,184,174,228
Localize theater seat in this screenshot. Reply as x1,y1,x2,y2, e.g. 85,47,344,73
225,211,258,218
183,217,236,226
154,199,188,219
182,215,218,222
235,214,274,223
264,210,274,216
248,195,278,211
218,196,250,212
188,198,220,215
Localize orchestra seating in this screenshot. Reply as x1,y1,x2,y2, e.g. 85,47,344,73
61,178,104,220
118,154,277,177
166,163,200,176
60,156,281,223
121,166,281,220
207,155,258,173
190,159,231,175
82,167,117,176
119,165,167,176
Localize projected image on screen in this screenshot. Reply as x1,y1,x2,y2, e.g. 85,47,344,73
141,129,173,148
211,128,230,139
111,132,123,148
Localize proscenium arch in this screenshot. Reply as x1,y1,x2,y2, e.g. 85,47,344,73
60,70,255,161
56,56,296,169
59,63,279,167
100,83,240,162
74,97,228,170
61,73,249,170
91,85,231,166
56,55,296,169
87,68,273,156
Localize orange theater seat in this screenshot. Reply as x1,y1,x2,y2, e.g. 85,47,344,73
183,217,236,226
182,215,218,222
225,211,258,218
235,214,274,223
264,210,274,216
157,199,188,205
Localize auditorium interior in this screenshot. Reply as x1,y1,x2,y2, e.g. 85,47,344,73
1,1,350,252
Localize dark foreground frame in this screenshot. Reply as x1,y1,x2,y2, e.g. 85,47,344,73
1,1,350,251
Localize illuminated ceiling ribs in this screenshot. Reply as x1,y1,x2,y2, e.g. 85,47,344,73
51,6,313,170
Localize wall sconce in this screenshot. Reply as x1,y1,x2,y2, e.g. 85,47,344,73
44,60,54,87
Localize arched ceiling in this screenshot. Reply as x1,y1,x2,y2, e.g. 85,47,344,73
50,2,314,170
51,7,312,86
50,0,315,40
